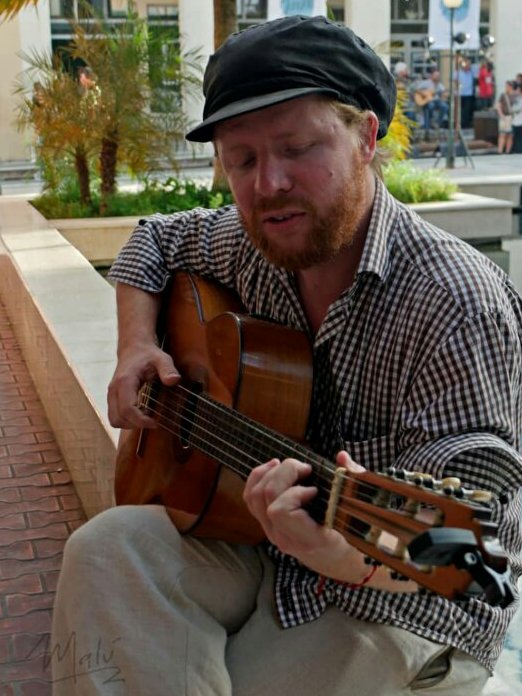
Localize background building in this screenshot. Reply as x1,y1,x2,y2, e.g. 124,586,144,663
0,0,520,165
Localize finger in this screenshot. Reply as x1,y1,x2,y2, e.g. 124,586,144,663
244,460,312,535
108,374,156,429
335,450,365,473
253,459,311,507
154,352,181,386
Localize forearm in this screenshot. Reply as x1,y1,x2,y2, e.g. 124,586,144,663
115,282,163,357
108,282,178,428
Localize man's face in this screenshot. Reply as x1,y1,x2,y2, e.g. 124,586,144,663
215,96,375,272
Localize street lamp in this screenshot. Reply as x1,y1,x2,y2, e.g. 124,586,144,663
443,0,464,169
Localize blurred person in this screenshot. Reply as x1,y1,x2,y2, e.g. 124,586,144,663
393,61,417,122
510,81,522,154
477,60,495,110
456,57,475,129
77,65,97,93
496,80,516,153
414,67,448,131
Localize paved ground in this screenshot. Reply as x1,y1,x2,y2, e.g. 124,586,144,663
0,301,86,695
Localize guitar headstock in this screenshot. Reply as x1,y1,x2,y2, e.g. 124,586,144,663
330,467,514,606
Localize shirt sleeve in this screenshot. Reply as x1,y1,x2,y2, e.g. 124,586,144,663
395,310,522,496
107,205,251,293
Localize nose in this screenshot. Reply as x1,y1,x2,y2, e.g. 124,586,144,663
254,154,293,198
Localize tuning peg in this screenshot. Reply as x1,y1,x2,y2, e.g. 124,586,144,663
442,476,462,489
439,477,462,496
410,472,435,488
387,467,406,479
468,489,493,504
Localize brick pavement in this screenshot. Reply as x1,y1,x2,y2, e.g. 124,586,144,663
0,302,87,695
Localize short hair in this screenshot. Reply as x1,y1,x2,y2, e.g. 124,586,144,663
327,99,389,178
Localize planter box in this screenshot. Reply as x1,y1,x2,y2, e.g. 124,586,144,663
53,193,516,266
410,192,514,241
52,215,141,264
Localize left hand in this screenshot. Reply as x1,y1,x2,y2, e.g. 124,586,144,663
243,451,369,580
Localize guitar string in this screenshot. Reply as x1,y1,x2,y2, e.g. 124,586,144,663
139,389,380,511
138,386,448,517
137,389,440,533
129,387,476,585
136,400,436,574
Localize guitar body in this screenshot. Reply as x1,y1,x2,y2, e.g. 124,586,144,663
115,272,313,544
414,89,434,107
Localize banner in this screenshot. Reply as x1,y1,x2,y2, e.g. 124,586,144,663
428,0,480,50
267,0,327,20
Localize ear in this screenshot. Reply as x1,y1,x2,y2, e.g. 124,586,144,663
359,112,379,163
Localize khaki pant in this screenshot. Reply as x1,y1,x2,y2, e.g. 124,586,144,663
51,505,490,695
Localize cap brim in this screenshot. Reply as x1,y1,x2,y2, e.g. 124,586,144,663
185,87,339,142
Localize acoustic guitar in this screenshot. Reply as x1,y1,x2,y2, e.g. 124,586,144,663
414,89,435,107
115,272,514,607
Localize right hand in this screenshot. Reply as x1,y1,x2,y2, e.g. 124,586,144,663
107,342,180,429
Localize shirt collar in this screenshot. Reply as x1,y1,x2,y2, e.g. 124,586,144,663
356,177,401,282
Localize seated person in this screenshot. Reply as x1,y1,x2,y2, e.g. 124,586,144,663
415,68,449,130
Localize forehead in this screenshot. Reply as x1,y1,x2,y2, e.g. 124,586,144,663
214,95,340,142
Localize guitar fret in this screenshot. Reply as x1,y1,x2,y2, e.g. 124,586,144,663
181,392,333,524
187,392,333,492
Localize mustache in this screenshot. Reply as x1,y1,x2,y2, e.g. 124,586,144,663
252,195,313,215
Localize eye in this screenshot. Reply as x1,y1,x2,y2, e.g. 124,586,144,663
285,143,313,157
228,154,256,171
239,156,256,169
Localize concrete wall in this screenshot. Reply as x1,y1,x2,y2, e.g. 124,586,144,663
344,0,391,65
0,0,51,164
0,196,118,518
490,0,522,89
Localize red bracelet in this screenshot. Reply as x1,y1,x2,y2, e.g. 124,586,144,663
341,563,378,589
315,563,378,597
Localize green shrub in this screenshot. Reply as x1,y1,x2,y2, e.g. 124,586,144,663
32,161,459,220
31,177,234,219
383,160,458,204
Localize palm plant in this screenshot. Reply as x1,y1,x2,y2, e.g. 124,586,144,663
0,0,36,19
15,52,98,204
15,6,202,214
68,7,202,212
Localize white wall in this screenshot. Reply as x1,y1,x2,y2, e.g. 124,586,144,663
179,0,214,142
343,0,391,65
489,0,522,91
0,0,51,163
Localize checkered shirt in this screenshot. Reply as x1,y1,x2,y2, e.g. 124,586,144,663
109,178,522,672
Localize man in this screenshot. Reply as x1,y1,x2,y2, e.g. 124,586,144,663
414,67,449,131
393,61,417,123
51,16,522,696
456,58,475,129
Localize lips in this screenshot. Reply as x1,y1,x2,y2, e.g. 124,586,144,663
261,210,304,224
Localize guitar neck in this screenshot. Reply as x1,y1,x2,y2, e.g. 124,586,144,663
139,378,513,607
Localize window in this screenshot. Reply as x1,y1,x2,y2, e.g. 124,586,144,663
392,0,429,22
147,6,181,113
237,0,267,28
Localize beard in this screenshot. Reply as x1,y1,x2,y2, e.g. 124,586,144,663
239,153,369,272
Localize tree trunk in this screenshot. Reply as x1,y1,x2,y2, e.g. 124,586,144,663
99,129,118,215
212,0,237,191
74,145,92,206
213,0,237,50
